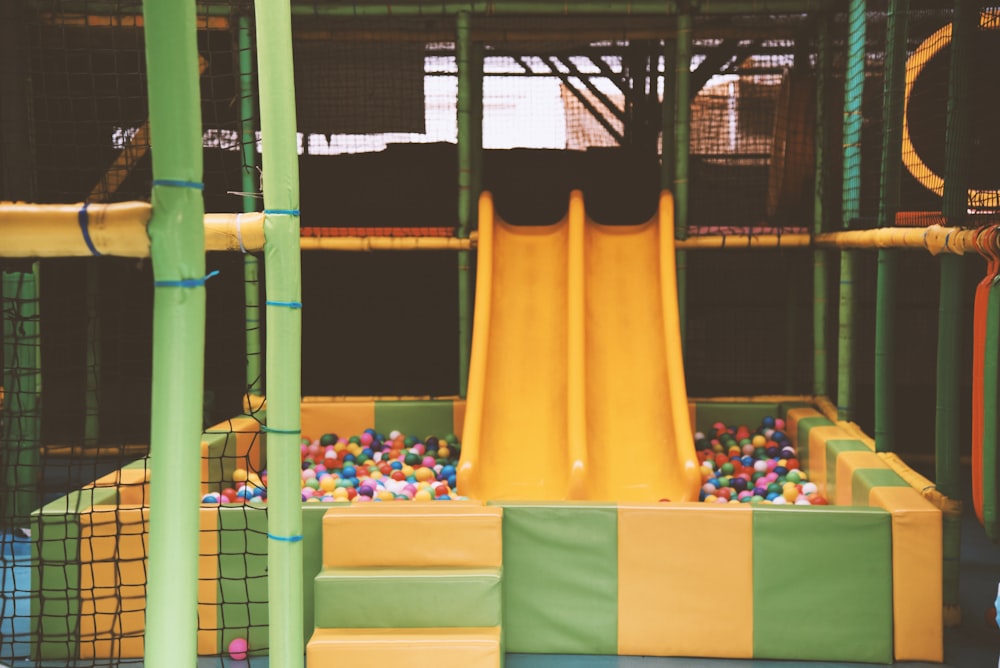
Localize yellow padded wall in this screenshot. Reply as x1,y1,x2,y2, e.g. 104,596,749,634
306,627,502,668
300,399,375,442
806,426,853,498
78,507,148,659
198,508,220,655
834,450,886,507
322,503,503,568
618,503,753,658
870,486,944,662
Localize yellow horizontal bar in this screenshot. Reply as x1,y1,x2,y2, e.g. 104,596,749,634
814,225,979,255
676,234,811,249
299,235,476,251
3,201,983,257
0,202,265,257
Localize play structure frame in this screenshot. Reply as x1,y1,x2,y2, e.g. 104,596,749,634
2,0,996,665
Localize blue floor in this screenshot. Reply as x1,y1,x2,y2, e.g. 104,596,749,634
3,466,1000,667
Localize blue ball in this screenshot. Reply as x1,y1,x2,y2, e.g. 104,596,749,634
342,465,357,478
762,416,776,429
343,454,356,464
448,475,457,489
390,461,403,471
765,492,780,501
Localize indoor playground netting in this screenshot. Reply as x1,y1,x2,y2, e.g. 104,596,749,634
1,1,997,666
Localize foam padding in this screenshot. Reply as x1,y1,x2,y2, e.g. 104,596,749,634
752,506,893,663
202,416,263,491
453,398,467,438
198,507,220,655
803,424,852,497
78,507,149,659
31,503,85,659
218,506,269,655
302,504,338,645
823,438,870,504
306,626,502,668
785,408,828,453
374,399,457,438
323,503,502,568
617,503,753,658
851,467,909,507
693,402,780,433
870,486,944,662
314,567,502,629
300,399,375,442
494,502,617,654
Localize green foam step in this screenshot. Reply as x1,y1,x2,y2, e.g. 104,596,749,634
314,567,502,629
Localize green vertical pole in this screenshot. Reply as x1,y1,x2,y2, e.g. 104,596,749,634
239,13,263,398
812,14,831,398
874,0,908,453
938,0,976,617
141,1,206,665
837,0,865,421
674,12,691,354
457,10,475,397
2,265,41,530
254,0,304,663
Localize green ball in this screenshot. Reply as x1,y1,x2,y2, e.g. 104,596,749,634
320,433,337,446
404,452,422,466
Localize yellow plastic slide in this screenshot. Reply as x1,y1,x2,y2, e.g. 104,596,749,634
458,190,700,502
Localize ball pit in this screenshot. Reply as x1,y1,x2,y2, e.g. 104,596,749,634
202,429,466,504
694,417,829,506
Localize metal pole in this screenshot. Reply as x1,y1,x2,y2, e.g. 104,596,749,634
812,13,831,398
674,12,691,355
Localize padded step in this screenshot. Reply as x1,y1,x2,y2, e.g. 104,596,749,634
322,502,502,568
314,567,502,629
307,626,502,668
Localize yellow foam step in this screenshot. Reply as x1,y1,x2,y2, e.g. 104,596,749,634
322,502,502,568
307,627,502,668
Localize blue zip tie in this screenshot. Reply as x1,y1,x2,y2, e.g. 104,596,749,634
266,300,302,309
264,208,300,216
261,425,300,434
152,179,204,190
154,269,220,288
268,533,303,543
77,203,103,257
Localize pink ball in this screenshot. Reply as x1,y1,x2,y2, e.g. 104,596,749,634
412,443,426,455
775,418,786,430
422,456,436,468
228,637,248,661
360,432,374,446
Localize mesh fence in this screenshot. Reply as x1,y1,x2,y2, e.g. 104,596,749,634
0,2,983,665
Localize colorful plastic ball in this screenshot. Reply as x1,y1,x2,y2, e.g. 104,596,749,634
801,482,818,495
202,493,221,504
228,637,248,661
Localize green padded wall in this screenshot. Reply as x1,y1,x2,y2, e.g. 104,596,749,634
373,400,456,439
793,415,835,470
314,567,502,628
693,402,780,433
218,506,269,655
752,505,893,663
493,502,618,654
851,469,909,507
823,439,870,503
